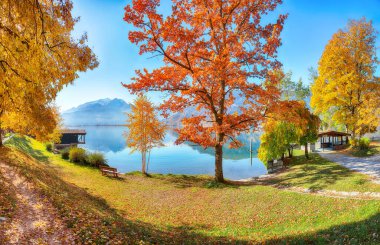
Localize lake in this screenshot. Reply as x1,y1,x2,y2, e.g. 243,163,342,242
78,126,267,180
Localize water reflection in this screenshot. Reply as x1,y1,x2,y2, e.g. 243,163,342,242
188,133,261,160
76,126,267,180
80,126,126,153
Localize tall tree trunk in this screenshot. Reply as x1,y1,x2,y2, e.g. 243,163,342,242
304,143,309,159
351,125,356,140
288,147,293,158
141,151,147,175
214,137,224,183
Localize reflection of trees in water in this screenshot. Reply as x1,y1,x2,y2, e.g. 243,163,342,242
168,131,261,160
81,126,126,153
82,127,261,158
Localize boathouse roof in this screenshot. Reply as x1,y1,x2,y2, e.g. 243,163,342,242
318,131,351,137
60,129,86,135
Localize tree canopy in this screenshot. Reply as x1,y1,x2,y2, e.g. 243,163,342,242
123,0,287,182
258,101,320,163
258,120,299,164
311,19,380,138
0,0,98,145
125,95,166,175
279,71,310,101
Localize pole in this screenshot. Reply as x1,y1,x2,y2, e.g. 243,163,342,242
249,127,253,166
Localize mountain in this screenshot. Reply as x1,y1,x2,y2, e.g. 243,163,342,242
62,98,131,126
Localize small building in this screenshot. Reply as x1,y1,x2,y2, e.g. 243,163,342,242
318,130,351,150
56,129,86,149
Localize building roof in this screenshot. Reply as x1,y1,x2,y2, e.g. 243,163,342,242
60,129,86,135
318,130,351,137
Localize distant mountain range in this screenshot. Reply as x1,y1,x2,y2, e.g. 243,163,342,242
62,96,312,128
61,98,192,127
61,98,131,126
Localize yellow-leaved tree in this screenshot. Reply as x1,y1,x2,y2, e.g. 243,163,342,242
0,0,98,146
311,19,380,138
258,101,320,163
125,96,166,175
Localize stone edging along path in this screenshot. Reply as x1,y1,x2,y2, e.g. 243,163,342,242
230,178,380,200
281,186,380,200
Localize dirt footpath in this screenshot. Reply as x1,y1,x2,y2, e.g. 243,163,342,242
0,162,75,244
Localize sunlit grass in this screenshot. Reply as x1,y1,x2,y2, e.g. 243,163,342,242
266,151,380,192
2,135,380,243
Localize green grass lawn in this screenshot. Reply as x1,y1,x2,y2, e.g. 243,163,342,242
265,150,380,192
2,136,380,244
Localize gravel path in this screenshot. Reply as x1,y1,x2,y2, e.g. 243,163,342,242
0,162,75,244
318,151,380,182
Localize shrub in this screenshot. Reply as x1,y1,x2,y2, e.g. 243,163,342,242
350,137,371,152
45,142,53,152
349,138,359,147
358,137,370,150
69,147,87,163
87,152,108,167
61,148,70,160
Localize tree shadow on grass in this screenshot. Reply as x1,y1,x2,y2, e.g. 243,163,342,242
266,211,380,244
125,171,239,189
150,173,239,189
260,154,357,191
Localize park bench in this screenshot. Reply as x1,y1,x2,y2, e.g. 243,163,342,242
100,166,120,178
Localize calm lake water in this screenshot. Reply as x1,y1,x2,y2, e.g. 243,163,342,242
77,126,267,180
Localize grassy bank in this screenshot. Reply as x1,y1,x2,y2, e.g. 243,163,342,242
2,136,380,243
265,151,380,192
348,141,380,157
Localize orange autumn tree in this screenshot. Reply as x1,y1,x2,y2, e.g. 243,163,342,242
125,95,166,175
0,0,98,146
123,0,287,182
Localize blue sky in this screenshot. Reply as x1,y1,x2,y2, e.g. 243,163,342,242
56,0,380,111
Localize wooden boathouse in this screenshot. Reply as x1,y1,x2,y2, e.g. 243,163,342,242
318,130,351,150
56,129,86,149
